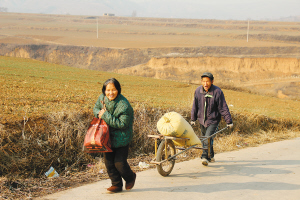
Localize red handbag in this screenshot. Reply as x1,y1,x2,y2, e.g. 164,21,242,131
83,117,112,153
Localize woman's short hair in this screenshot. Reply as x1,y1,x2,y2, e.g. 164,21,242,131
102,78,121,95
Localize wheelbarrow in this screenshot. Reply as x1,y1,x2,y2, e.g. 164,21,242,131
147,126,228,176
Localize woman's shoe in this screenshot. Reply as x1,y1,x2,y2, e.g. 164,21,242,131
125,173,136,190
107,186,122,193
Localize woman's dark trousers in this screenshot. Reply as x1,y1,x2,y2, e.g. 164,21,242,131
104,145,135,187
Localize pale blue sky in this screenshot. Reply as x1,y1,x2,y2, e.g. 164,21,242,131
1,0,299,20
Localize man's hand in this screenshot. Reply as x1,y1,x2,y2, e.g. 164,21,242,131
227,123,233,129
190,121,196,126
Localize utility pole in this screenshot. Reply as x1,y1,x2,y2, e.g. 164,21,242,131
97,17,98,39
247,20,249,42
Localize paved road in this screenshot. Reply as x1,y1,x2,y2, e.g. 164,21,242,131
40,138,300,200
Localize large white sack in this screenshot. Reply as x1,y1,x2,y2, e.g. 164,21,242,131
157,112,201,146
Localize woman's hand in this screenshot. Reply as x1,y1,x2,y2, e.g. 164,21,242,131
98,109,106,119
98,101,107,119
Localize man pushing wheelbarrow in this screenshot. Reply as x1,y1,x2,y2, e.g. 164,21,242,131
191,72,233,166
148,72,233,176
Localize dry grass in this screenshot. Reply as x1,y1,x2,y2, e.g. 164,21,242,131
215,130,300,153
0,105,187,178
1,105,300,199
0,110,93,177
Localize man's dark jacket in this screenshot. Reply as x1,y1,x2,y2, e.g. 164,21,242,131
191,85,232,127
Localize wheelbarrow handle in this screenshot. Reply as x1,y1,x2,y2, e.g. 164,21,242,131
200,126,228,142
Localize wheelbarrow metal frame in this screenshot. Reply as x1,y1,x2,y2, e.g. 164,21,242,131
148,126,228,165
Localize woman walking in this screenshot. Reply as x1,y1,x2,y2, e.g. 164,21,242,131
93,78,136,193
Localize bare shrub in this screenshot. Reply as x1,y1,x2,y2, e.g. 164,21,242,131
1,105,299,178
0,106,169,177
0,110,94,178
130,103,191,157
214,129,300,153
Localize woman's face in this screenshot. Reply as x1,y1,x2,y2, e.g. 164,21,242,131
105,83,118,101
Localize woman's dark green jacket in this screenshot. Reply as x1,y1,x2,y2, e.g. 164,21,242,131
93,93,134,148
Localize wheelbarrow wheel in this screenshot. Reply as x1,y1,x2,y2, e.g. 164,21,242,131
156,139,176,176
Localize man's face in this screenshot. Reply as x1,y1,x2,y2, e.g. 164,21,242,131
201,77,213,92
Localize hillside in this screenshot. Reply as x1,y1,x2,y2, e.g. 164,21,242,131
1,13,300,100
116,56,300,99
1,56,300,123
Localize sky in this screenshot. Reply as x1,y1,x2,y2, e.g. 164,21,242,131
1,0,300,21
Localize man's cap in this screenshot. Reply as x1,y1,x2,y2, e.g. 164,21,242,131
201,72,214,80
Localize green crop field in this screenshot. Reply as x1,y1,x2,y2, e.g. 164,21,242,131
1,56,300,124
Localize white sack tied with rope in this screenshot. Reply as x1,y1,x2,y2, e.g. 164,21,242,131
157,112,201,146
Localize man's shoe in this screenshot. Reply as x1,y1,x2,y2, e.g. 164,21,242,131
125,173,136,190
209,158,215,163
201,158,208,166
107,186,122,193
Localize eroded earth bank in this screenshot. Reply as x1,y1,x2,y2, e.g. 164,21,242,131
1,43,300,99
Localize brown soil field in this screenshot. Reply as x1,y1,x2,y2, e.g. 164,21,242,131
1,12,300,99
1,12,300,48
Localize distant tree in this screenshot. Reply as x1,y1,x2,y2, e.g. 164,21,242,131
0,7,8,12
131,10,137,17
